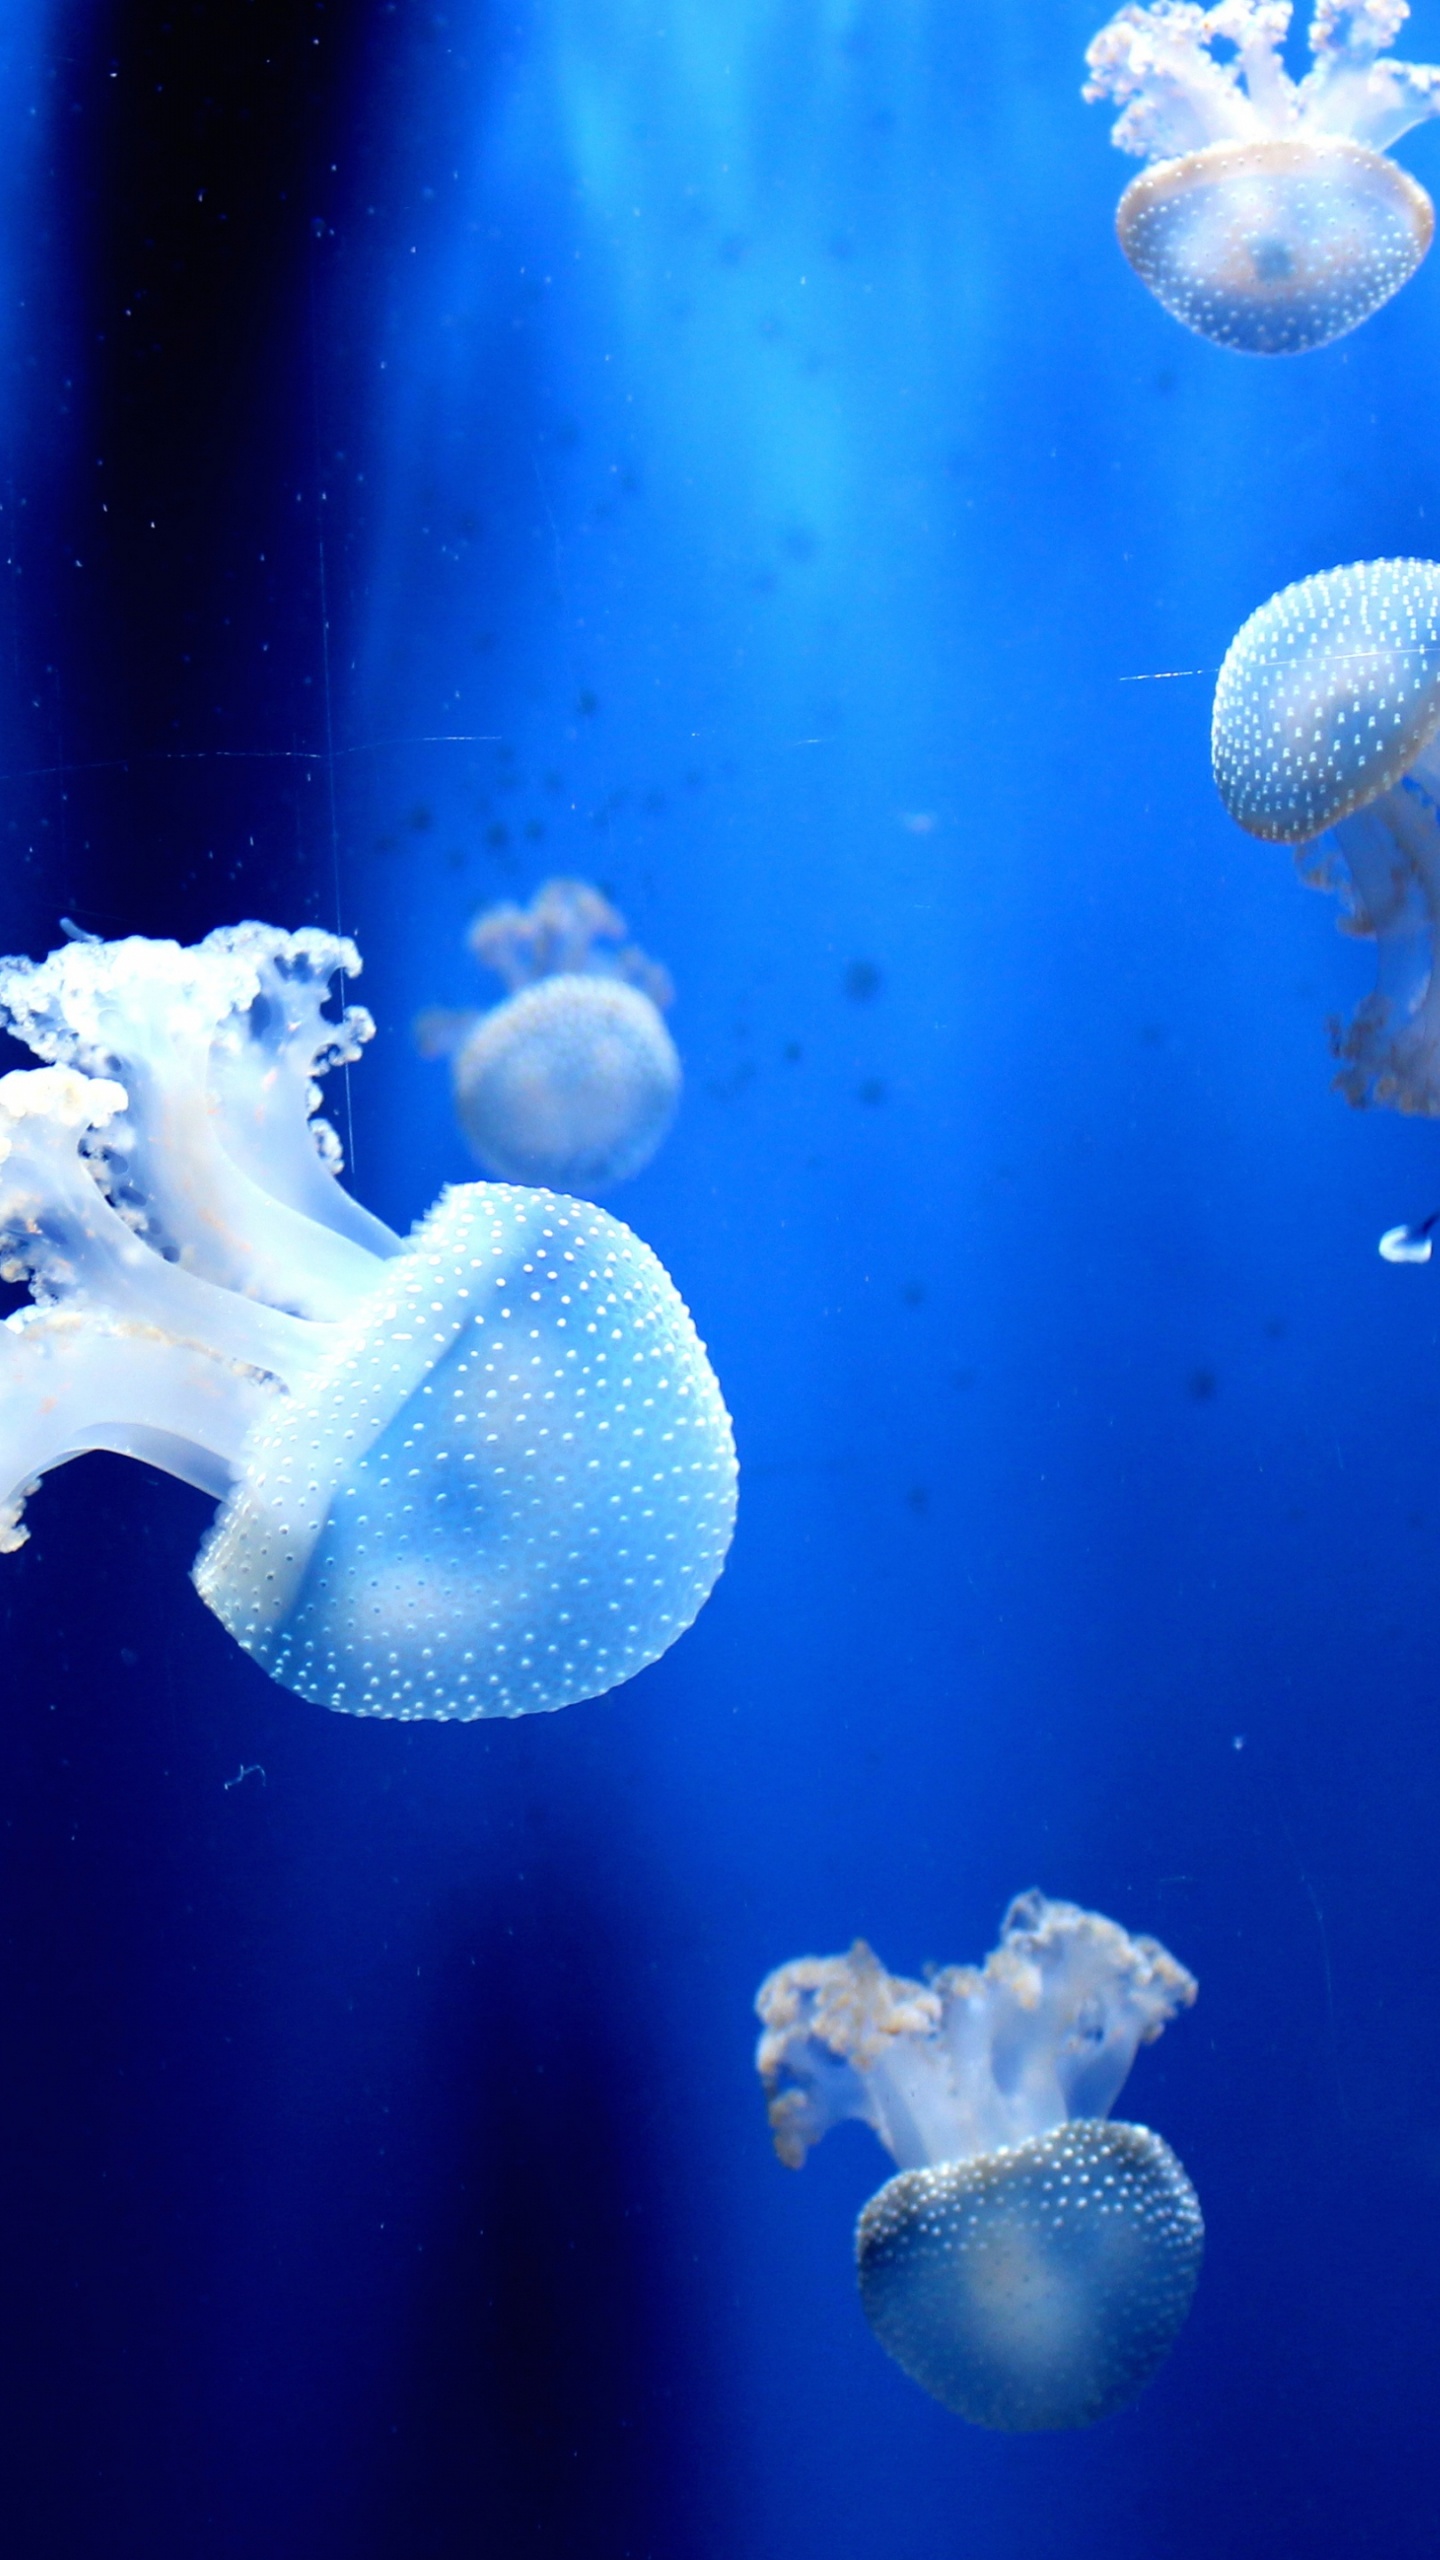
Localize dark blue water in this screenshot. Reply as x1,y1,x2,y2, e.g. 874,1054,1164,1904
3,0,1440,2551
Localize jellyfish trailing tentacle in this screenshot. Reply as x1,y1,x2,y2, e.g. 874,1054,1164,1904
755,1893,1202,2431
1212,556,1440,1113
1084,0,1440,351
0,921,736,1719
417,878,682,1191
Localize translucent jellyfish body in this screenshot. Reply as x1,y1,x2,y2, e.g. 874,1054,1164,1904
756,1894,1201,2431
0,923,736,1718
1213,556,1440,1112
418,879,681,1191
1084,2,1440,352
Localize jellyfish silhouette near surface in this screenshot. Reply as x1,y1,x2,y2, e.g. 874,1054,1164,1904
418,879,682,1192
0,922,736,1719
1212,556,1440,1112
756,1894,1202,2431
1084,1,1440,352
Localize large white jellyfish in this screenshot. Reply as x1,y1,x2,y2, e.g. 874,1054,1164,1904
0,922,736,1719
1084,1,1440,352
756,1893,1202,2431
417,879,682,1192
1212,555,1440,1113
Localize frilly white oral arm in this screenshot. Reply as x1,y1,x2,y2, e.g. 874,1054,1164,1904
1086,0,1440,157
0,1311,271,1551
755,1944,947,2171
0,1066,319,1548
970,1891,1198,2135
757,1896,1197,2176
466,879,676,1008
196,925,401,1260
1220,0,1302,127
0,1066,319,1375
1302,0,1440,146
0,927,399,1321
0,925,387,1550
1084,4,1284,160
469,879,634,989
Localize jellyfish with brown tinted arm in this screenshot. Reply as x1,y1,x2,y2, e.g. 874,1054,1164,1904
1211,556,1440,1116
756,1894,1202,2431
1084,1,1440,352
418,879,681,1192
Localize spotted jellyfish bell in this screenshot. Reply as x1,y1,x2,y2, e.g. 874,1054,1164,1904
755,1894,1202,2431
0,922,737,1720
418,878,682,1192
1084,0,1440,353
1212,556,1440,1113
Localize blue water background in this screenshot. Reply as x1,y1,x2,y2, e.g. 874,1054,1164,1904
3,0,1440,2550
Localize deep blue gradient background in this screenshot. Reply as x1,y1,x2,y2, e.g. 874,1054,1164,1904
4,0,1440,2551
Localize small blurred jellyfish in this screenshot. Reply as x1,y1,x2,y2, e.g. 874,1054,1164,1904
1084,1,1440,352
1212,555,1440,1116
756,1893,1201,2431
0,921,736,1719
418,879,681,1192
1380,1212,1437,1259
